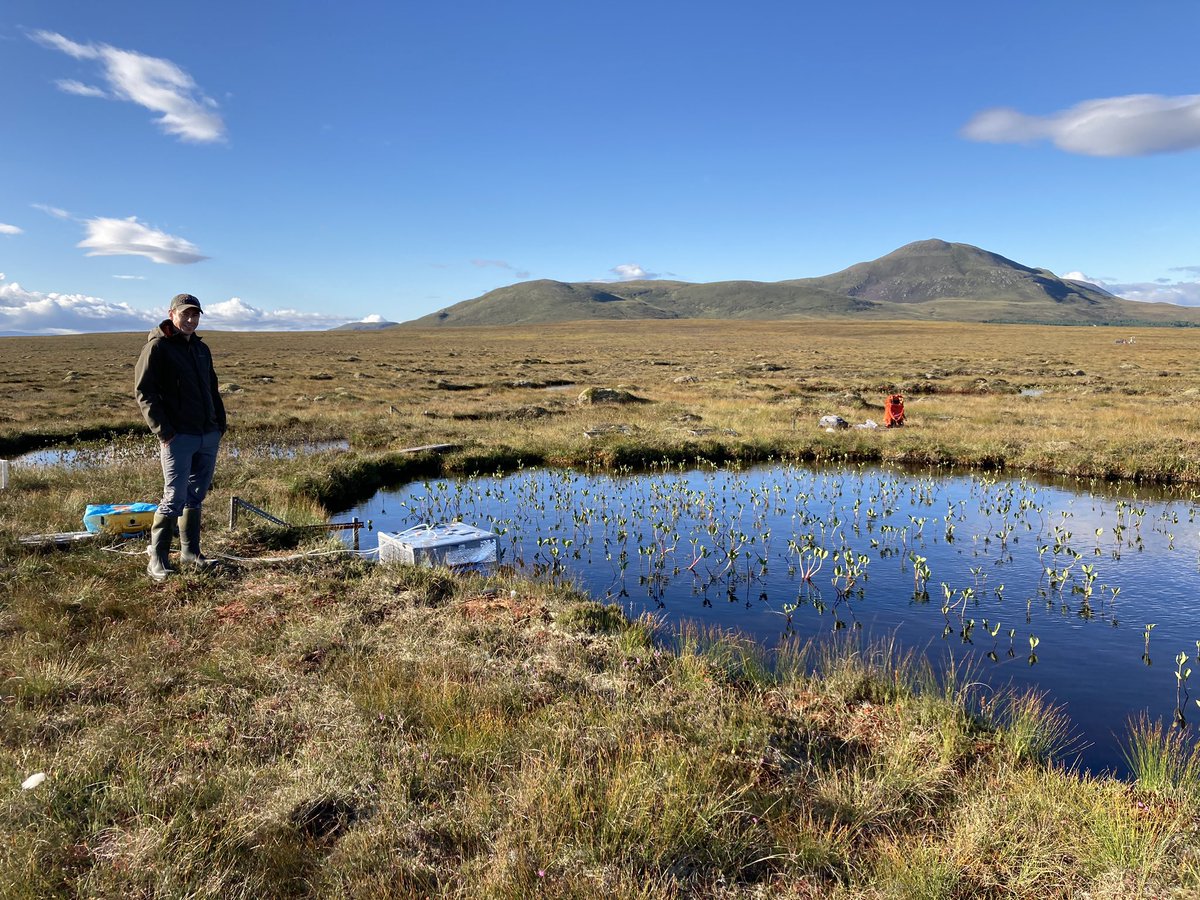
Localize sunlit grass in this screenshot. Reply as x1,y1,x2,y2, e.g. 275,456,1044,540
9,320,1200,486
1122,714,1200,798
1,541,1198,895
5,320,1200,895
996,689,1079,767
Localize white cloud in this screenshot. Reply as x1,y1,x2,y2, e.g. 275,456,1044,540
611,263,653,280
615,264,646,279
31,30,97,59
199,297,360,330
1110,281,1200,306
0,274,363,334
1061,270,1200,306
55,78,108,99
113,274,146,280
32,203,72,219
963,93,1200,157
0,223,22,235
1061,271,1099,286
0,275,156,334
31,30,226,143
361,313,386,323
78,216,208,265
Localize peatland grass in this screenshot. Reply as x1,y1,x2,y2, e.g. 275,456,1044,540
6,319,1200,484
2,319,1200,896
2,542,1199,898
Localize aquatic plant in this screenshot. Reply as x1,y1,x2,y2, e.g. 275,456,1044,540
984,619,1003,661
1174,651,1192,728
909,551,931,597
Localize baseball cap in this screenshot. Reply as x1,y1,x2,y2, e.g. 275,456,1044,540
170,293,203,314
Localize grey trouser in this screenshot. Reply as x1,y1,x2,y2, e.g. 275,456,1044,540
158,430,221,516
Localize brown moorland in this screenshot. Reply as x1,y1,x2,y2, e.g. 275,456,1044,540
2,320,1200,898
3,319,1199,485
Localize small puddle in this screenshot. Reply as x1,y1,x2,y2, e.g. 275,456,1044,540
226,439,350,460
13,438,350,469
14,445,154,468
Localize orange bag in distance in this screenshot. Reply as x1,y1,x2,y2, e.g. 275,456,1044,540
884,394,905,428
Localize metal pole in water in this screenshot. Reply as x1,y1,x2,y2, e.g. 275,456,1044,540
1,459,9,490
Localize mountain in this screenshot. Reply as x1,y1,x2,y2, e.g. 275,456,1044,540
331,319,400,331
794,239,1112,305
410,278,873,327
405,240,1200,327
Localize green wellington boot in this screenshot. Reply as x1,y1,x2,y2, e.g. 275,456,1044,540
179,507,215,569
146,513,177,582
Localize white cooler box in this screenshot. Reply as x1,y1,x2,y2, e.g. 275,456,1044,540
378,523,498,567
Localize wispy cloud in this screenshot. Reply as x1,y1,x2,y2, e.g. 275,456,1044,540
0,223,22,235
78,216,208,265
113,274,146,280
963,93,1200,157
56,78,108,99
30,30,226,143
1062,270,1200,306
32,203,72,219
0,274,363,335
471,259,531,279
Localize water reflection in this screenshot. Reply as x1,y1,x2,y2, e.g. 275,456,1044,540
344,463,1200,777
14,444,154,468
15,437,349,468
225,439,349,460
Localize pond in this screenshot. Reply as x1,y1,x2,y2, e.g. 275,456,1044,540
224,438,350,460
13,443,157,469
341,463,1200,777
12,438,349,469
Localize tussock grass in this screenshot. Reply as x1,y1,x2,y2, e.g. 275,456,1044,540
2,534,1199,895
1122,714,1200,798
994,689,1079,767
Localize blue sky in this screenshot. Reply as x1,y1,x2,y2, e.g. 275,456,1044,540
2,0,1199,334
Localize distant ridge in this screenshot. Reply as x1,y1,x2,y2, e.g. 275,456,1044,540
331,319,400,331
402,239,1200,328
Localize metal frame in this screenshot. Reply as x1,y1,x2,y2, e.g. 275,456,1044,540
228,496,363,550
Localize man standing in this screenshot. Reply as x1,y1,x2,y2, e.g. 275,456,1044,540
134,293,227,580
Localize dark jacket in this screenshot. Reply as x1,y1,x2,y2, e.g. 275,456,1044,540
134,320,227,441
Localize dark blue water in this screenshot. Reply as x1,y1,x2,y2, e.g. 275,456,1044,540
343,463,1200,777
